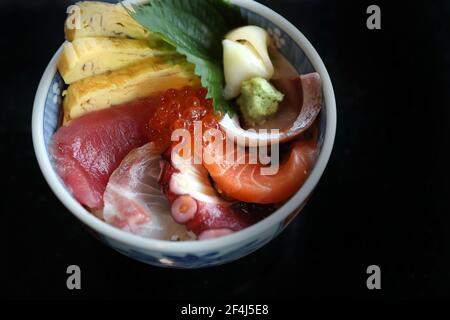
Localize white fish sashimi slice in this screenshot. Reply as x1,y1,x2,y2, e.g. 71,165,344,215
104,143,194,241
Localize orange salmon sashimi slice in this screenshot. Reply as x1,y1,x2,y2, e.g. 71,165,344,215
202,137,318,204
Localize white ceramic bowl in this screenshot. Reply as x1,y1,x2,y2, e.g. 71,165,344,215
32,0,336,268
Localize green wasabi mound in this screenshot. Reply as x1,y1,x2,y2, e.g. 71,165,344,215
237,77,284,126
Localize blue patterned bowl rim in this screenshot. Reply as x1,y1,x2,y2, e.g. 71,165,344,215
32,0,337,254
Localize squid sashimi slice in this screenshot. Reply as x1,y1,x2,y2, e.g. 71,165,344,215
52,97,157,209
104,143,194,241
219,73,323,146
203,138,318,204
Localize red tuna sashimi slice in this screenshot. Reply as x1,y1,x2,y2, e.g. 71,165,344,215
103,143,193,240
52,98,158,209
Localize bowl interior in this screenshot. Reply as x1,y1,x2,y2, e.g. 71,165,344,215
34,0,334,254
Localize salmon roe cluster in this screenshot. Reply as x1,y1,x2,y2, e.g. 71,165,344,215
148,87,221,152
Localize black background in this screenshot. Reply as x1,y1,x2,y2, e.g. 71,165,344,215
2,0,450,300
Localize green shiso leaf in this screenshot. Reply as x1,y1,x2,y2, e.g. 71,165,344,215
124,0,245,115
